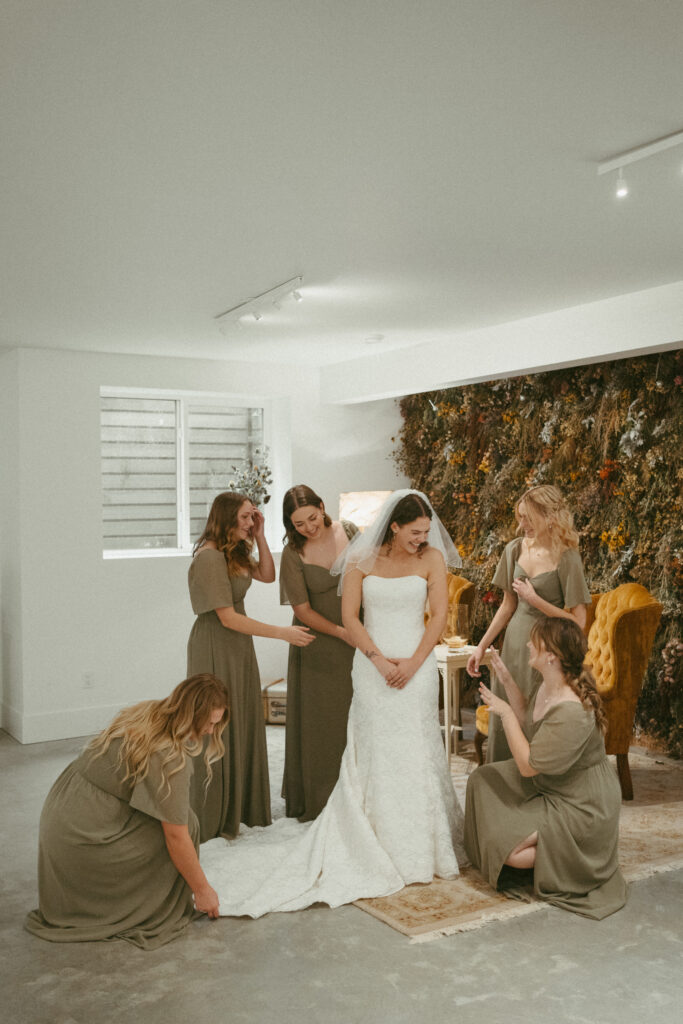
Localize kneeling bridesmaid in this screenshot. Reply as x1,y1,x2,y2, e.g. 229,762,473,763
26,674,229,949
464,617,626,919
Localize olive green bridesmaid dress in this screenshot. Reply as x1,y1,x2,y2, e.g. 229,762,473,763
25,742,198,948
279,521,358,820
187,548,271,841
465,697,626,919
487,537,591,763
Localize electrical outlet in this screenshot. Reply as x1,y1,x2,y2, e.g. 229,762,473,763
82,672,94,690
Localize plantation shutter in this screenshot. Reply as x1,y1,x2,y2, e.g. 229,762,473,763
187,405,264,542
101,393,265,552
101,396,179,550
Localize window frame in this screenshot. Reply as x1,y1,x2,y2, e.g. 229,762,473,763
101,386,275,559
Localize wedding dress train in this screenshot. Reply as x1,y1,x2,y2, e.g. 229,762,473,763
200,575,464,917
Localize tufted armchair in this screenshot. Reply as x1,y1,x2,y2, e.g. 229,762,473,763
474,583,662,800
585,583,662,800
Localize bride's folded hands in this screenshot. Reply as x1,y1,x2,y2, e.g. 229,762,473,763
386,656,420,689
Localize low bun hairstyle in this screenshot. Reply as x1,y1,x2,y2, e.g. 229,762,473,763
529,616,607,734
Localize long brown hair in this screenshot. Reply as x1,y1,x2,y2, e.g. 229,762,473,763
86,674,230,796
193,491,253,576
516,484,579,553
282,484,332,552
530,617,607,733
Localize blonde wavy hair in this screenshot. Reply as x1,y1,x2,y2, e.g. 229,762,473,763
530,617,607,734
193,491,254,577
516,484,579,552
86,674,230,797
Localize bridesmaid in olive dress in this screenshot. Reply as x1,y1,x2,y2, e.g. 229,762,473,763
280,485,358,820
467,485,591,762
26,675,229,948
188,492,313,841
465,616,626,919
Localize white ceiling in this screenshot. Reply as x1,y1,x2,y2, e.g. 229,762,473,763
2,1,683,367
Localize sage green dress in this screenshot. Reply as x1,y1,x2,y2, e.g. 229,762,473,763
279,521,359,820
187,549,271,841
487,538,590,762
25,741,198,949
465,697,626,919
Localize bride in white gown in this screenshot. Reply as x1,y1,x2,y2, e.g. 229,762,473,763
200,490,465,917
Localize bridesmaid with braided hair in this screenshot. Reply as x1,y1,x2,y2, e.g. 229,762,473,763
464,616,626,919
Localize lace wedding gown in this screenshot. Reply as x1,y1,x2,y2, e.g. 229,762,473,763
201,575,465,917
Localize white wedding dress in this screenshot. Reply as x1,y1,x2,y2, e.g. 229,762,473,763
201,575,465,917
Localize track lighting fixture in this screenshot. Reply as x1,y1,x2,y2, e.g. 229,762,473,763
214,275,303,331
597,128,683,200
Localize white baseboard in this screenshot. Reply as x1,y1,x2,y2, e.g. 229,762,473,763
0,701,126,744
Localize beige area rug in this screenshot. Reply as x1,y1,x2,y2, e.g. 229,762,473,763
354,747,683,943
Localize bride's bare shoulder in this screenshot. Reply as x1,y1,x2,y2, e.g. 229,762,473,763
422,545,446,569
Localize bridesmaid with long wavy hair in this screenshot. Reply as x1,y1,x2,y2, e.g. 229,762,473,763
467,484,591,763
279,485,358,820
26,674,230,948
188,492,313,841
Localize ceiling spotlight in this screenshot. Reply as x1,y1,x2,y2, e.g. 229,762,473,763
214,275,303,332
615,168,628,199
293,289,303,302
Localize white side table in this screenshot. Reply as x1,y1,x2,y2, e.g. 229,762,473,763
435,644,494,761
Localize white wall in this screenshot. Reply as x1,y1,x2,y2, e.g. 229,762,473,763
0,347,406,743
320,280,683,403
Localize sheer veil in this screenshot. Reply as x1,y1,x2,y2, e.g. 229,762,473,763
330,489,461,592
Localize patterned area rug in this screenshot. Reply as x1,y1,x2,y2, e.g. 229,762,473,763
354,747,683,942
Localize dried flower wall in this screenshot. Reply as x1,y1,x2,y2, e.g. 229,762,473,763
394,350,682,754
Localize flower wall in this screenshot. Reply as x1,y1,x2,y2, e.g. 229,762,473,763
393,350,682,754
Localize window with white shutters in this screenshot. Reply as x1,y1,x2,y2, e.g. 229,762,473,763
100,390,264,555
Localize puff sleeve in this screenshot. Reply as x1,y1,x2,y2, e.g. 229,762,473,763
528,705,596,775
279,543,309,607
557,548,591,609
188,549,234,614
492,538,522,593
129,752,193,825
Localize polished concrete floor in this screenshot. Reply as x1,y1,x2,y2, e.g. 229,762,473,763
2,725,682,1024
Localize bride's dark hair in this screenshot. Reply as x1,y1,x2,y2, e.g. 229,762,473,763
382,493,433,555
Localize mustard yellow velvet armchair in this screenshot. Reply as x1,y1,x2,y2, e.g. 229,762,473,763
474,583,662,801
585,583,662,800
